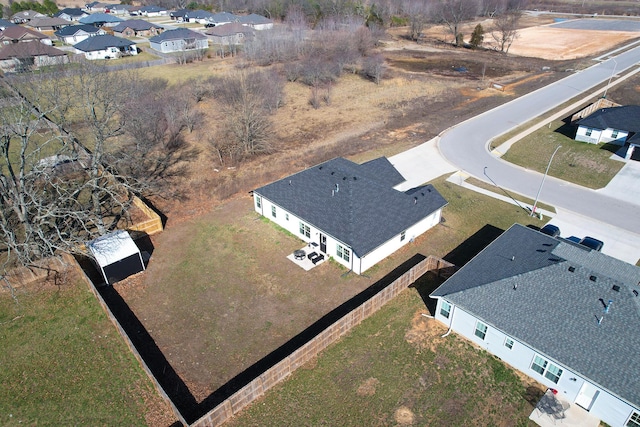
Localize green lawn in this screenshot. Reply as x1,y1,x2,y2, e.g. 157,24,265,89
0,278,166,426
500,119,624,189
226,285,539,427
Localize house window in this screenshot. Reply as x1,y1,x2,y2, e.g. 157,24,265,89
585,128,592,137
285,213,289,221
299,222,310,238
504,338,514,350
400,230,406,241
336,244,350,262
612,130,619,139
531,355,563,384
440,301,451,319
627,411,640,427
255,195,261,208
474,321,487,340
271,206,276,218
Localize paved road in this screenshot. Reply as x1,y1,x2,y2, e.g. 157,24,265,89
437,45,640,234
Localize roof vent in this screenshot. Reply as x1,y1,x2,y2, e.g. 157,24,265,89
414,197,417,204
330,171,335,175
343,176,347,180
319,166,323,170
612,285,620,292
633,290,639,297
568,266,575,272
589,275,597,282
353,176,357,180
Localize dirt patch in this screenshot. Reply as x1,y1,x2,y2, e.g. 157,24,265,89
404,311,448,353
356,377,380,396
394,406,416,425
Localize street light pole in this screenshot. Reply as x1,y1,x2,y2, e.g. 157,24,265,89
603,58,617,99
531,145,561,217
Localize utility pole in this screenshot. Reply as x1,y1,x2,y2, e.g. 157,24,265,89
531,145,562,217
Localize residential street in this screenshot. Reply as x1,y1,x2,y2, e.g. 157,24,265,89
436,44,640,234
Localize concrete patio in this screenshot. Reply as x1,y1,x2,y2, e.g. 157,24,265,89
530,390,600,427
287,244,327,271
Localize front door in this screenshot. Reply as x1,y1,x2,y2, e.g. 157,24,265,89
575,382,599,411
320,234,326,253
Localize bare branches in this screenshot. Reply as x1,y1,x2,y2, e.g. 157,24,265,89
434,0,480,46
491,10,521,53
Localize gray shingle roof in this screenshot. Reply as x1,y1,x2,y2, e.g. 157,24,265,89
79,13,124,24
237,13,272,25
255,157,447,256
577,105,640,132
55,24,102,37
55,8,87,17
0,41,66,59
112,19,162,32
73,34,134,51
149,28,206,43
431,224,640,408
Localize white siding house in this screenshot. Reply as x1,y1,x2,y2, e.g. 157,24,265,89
253,157,447,275
430,224,640,427
575,105,640,159
149,28,208,53
73,34,137,60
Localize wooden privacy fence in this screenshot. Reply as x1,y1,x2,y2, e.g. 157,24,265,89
128,196,163,235
191,255,455,427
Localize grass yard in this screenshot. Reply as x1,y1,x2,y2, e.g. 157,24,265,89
117,173,546,409
0,274,173,426
500,119,625,189
226,283,542,427
465,177,556,214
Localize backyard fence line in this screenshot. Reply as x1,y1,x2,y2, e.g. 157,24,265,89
62,252,187,426
191,255,455,427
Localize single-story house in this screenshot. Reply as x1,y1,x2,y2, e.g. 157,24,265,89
149,28,208,53
84,1,116,12
430,224,640,427
10,10,45,24
137,5,168,17
112,20,163,37
88,230,145,285
55,24,106,45
0,26,52,45
79,12,124,28
0,41,68,72
205,22,254,45
183,9,214,24
575,105,640,160
26,17,73,32
54,8,90,22
203,11,238,27
237,13,274,30
109,4,133,15
253,157,448,275
169,9,189,21
73,34,137,60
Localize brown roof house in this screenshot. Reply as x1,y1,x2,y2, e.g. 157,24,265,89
205,22,254,45
0,42,68,72
0,26,52,45
112,19,163,37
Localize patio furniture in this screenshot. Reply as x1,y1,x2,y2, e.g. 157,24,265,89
307,251,317,260
294,249,306,260
311,254,324,264
535,389,567,422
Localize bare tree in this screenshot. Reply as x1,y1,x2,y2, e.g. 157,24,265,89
491,10,521,53
434,0,480,46
404,0,432,41
362,53,386,84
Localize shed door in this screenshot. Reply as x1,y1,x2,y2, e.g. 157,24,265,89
575,382,599,411
319,234,326,253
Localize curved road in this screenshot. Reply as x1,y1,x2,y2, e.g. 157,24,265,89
438,45,640,234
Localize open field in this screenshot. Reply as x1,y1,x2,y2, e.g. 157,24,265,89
0,273,174,426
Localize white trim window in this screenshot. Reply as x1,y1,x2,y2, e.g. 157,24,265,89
474,321,487,340
400,230,406,241
336,244,350,262
271,205,276,218
585,128,593,137
531,355,563,384
440,300,451,319
299,222,310,238
504,337,514,350
612,129,619,139
255,195,261,208
627,411,640,427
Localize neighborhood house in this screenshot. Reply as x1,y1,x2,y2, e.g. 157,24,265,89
149,28,208,53
430,224,640,427
253,157,447,275
73,34,137,60
575,105,640,160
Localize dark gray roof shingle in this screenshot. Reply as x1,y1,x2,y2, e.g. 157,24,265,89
149,28,206,43
112,19,162,32
577,105,640,132
431,224,640,408
255,157,447,256
73,34,134,51
55,24,102,37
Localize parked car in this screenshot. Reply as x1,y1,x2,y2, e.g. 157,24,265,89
540,224,561,237
579,236,604,251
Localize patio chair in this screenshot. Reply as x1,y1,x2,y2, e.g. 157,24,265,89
307,251,317,260
311,254,324,264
